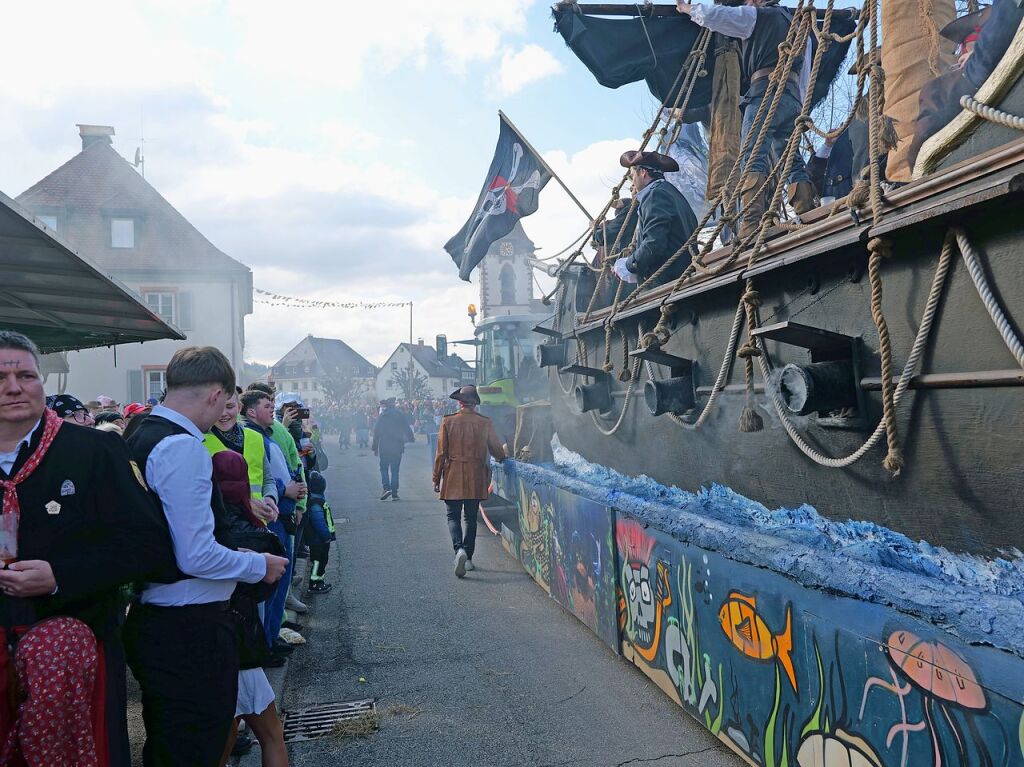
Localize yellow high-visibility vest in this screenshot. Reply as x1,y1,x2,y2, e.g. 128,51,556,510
203,426,267,500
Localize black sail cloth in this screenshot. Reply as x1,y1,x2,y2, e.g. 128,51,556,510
444,115,552,281
551,6,857,119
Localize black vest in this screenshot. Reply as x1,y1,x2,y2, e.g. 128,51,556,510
742,8,802,100
126,415,235,581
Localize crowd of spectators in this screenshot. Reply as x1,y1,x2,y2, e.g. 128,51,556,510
316,397,458,449
0,332,341,767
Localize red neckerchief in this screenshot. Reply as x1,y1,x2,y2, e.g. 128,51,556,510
0,409,62,520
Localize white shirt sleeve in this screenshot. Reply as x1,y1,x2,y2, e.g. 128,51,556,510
147,435,266,583
799,39,812,107
689,4,757,39
815,142,833,160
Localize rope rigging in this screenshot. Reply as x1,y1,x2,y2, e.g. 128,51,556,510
555,0,1020,478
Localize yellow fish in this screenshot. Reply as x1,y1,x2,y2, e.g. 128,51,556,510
718,591,797,693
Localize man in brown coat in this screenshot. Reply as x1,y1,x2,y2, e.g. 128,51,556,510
432,385,507,578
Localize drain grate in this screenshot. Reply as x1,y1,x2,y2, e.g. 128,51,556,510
282,699,376,743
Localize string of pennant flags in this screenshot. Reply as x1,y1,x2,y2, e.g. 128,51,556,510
254,288,410,309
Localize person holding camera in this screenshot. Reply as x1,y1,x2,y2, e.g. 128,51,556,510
241,390,307,650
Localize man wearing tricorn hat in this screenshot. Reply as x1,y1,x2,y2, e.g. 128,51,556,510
432,385,507,578
677,0,817,237
612,150,698,288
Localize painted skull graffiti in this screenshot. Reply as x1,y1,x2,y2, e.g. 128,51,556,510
616,520,673,662
620,559,672,661
624,563,656,645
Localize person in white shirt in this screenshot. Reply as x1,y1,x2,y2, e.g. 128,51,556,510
678,0,817,237
124,346,288,767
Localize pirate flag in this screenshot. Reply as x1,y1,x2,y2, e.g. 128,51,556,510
445,113,552,281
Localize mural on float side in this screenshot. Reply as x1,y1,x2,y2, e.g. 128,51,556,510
517,480,553,592
549,489,617,650
489,463,1024,767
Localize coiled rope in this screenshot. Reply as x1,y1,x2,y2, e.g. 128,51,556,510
958,95,1024,132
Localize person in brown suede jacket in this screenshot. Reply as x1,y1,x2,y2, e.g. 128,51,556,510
432,385,507,578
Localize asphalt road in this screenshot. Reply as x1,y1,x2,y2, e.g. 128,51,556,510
280,436,742,767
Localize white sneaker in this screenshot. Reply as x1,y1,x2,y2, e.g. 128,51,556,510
454,548,468,578
285,595,308,614
465,560,475,571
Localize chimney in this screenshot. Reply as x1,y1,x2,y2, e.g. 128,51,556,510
417,338,424,346
77,124,115,151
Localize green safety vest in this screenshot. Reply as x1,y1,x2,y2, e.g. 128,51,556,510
324,499,335,535
203,427,267,500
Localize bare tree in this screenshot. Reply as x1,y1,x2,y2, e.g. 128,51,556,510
389,362,430,401
321,363,373,408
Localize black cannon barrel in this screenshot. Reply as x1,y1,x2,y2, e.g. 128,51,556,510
779,360,857,416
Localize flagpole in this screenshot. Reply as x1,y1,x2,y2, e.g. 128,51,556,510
498,110,594,223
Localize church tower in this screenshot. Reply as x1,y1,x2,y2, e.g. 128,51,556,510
478,222,535,320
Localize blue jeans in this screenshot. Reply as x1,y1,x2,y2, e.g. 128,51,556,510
446,499,481,559
263,520,293,647
740,89,809,183
379,454,402,494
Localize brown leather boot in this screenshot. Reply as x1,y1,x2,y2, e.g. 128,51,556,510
738,173,768,241
787,180,817,217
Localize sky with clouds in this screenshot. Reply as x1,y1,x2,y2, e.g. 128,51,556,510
0,0,856,366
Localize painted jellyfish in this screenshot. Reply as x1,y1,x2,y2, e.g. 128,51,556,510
884,630,991,767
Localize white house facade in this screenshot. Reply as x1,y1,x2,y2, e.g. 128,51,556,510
18,124,252,403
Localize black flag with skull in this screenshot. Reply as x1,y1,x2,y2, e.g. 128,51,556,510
445,114,552,281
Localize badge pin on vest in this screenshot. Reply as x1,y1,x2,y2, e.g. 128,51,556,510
60,480,76,497
45,500,61,515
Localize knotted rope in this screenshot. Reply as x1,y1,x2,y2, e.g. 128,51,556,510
866,236,903,474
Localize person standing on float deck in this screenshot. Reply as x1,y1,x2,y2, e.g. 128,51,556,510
432,385,507,578
677,0,816,238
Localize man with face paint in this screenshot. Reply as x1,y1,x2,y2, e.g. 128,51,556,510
0,330,178,766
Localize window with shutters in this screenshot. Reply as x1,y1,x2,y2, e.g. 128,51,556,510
145,368,167,401
144,292,175,325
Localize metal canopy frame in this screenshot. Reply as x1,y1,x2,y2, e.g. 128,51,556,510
0,191,184,353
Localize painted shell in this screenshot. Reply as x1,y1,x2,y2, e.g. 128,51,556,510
796,730,883,767
884,630,987,710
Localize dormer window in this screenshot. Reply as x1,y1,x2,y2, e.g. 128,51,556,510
111,218,135,248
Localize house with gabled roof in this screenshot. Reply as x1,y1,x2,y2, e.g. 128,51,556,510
376,340,474,400
17,124,253,403
270,335,377,404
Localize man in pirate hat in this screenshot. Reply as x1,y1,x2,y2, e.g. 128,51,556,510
432,385,507,578
678,0,817,237
612,150,698,288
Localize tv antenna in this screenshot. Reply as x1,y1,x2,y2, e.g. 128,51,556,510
133,110,146,178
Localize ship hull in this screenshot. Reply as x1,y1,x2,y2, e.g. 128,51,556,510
546,139,1024,555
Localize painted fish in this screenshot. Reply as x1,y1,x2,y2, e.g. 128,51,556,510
718,591,797,693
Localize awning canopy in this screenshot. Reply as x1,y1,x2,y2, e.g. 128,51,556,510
0,190,184,354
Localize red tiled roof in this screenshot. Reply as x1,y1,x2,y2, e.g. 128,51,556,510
16,141,247,274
